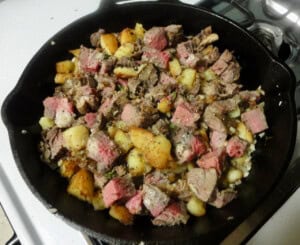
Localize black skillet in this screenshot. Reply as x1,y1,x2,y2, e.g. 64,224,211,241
1,0,298,244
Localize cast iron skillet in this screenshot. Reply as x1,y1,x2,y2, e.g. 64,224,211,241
1,0,297,244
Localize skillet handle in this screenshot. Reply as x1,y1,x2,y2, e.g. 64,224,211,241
296,80,300,119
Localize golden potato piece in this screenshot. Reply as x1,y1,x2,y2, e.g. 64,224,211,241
169,58,182,77
67,169,94,202
129,128,171,169
237,122,253,143
226,168,243,184
127,148,151,176
187,196,206,217
114,130,133,153
157,97,172,113
56,60,75,73
120,28,136,45
134,23,145,39
114,43,134,59
59,158,80,178
113,64,146,78
69,49,80,57
54,73,73,84
39,116,54,130
92,190,106,211
109,205,133,225
63,125,89,151
100,33,119,55
178,68,196,90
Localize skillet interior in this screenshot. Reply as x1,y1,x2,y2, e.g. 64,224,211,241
1,2,297,244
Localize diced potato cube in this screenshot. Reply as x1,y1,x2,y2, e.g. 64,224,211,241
114,130,133,153
237,122,253,143
114,43,134,59
187,196,206,217
203,68,216,81
129,127,154,150
69,49,81,57
228,107,241,118
39,116,54,130
56,60,75,73
109,205,133,225
120,28,136,45
169,58,182,77
59,158,79,178
54,73,73,84
113,64,146,78
134,23,145,39
199,33,219,46
100,33,119,55
127,148,151,176
115,120,128,131
157,97,172,113
63,125,89,151
92,190,106,211
67,169,94,202
178,68,196,90
226,168,243,184
107,125,118,138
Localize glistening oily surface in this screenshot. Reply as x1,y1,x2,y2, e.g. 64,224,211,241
38,23,268,226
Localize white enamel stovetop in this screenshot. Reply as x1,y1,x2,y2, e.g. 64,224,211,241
0,0,299,244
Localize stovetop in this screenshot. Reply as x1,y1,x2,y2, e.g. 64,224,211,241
0,0,299,245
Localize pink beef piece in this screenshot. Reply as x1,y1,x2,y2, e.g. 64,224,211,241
241,108,268,134
191,136,207,157
226,136,248,157
197,148,225,175
98,97,115,118
117,78,128,87
43,97,74,128
152,202,189,226
210,131,227,150
142,48,170,69
84,112,97,128
176,41,199,68
171,102,200,127
125,191,143,215
143,184,170,217
144,27,168,51
87,131,120,171
102,177,136,207
210,49,232,75
121,104,144,127
79,47,101,73
160,72,177,85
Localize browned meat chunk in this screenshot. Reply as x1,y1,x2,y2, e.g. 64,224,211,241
144,27,168,51
241,107,268,134
152,202,189,226
164,24,183,46
208,189,237,208
142,48,170,69
197,148,226,175
187,168,218,202
176,41,199,68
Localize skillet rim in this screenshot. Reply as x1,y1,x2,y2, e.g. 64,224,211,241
1,1,297,244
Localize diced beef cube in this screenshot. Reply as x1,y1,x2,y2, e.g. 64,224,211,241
98,91,127,119
173,130,207,163
99,56,116,75
239,90,261,102
160,72,177,85
164,24,183,46
79,46,102,73
125,191,143,215
74,85,99,114
142,48,170,69
102,177,136,207
152,202,189,226
210,131,227,150
151,118,169,136
144,171,170,187
208,189,237,208
84,113,97,128
138,64,158,88
241,107,268,134
43,97,74,128
197,148,225,175
46,127,64,159
121,104,144,127
87,131,120,171
226,136,248,157
176,41,199,68
143,184,170,217
144,27,168,51
210,49,232,75
171,102,200,128
220,61,240,83
187,168,218,202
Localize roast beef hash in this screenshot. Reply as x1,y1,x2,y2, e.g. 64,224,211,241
39,23,268,226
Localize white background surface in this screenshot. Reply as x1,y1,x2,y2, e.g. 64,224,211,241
0,0,299,244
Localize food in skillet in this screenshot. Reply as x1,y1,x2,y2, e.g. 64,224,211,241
39,23,268,226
